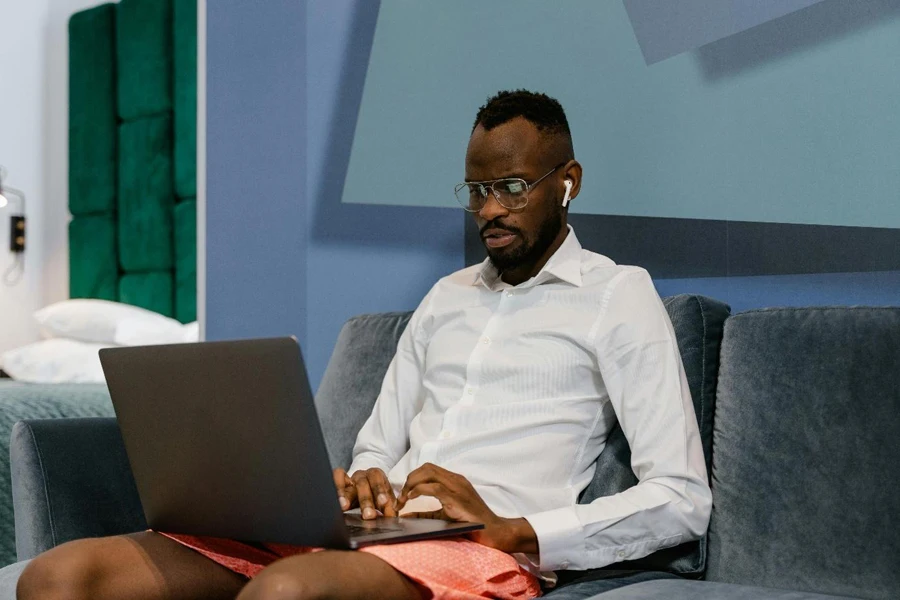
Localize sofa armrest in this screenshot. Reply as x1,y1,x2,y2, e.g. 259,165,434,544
10,418,146,561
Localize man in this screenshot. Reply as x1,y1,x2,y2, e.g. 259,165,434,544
17,90,710,600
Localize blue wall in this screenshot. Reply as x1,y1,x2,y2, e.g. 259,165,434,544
206,1,464,391
205,0,308,344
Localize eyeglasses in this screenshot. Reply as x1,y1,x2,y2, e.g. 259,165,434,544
454,163,565,212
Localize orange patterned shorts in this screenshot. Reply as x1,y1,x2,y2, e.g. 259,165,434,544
160,532,542,600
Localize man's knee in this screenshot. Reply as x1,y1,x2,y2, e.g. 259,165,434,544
238,552,362,600
16,540,103,600
239,569,319,600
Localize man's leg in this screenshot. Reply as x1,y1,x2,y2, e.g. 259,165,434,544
238,551,425,600
16,531,245,600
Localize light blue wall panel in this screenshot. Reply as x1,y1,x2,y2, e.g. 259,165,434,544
343,0,900,229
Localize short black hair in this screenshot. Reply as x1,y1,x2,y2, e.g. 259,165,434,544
472,90,571,136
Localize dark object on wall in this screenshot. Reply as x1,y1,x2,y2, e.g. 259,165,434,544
8,217,25,254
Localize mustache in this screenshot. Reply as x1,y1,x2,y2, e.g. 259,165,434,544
479,221,522,237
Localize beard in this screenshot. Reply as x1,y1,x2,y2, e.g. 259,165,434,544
485,208,564,274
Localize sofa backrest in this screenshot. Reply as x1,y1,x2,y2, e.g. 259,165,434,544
315,294,730,576
315,311,413,469
706,307,900,599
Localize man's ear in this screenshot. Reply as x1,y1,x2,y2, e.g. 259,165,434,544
562,160,583,206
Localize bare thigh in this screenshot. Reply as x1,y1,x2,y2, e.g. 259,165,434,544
17,531,246,600
238,550,425,600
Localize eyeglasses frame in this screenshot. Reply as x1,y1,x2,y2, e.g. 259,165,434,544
454,162,567,213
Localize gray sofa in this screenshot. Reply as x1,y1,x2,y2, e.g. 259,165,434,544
0,383,113,566
0,297,898,599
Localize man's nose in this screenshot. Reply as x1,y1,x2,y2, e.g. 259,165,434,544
477,192,509,222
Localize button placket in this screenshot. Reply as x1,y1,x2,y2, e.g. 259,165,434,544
461,300,503,407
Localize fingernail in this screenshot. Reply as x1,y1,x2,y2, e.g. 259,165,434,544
363,508,376,519
339,497,349,510
377,494,388,506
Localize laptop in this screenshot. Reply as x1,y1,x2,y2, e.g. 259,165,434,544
98,337,482,549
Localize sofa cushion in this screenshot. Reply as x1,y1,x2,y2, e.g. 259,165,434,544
586,579,864,599
315,312,413,470
10,417,142,562
707,308,900,599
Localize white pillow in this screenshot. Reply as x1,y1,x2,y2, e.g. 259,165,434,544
115,320,200,346
0,339,109,383
34,299,188,346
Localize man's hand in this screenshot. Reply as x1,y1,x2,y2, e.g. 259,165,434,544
332,467,398,519
395,463,538,554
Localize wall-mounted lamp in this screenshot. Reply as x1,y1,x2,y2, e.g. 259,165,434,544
0,165,26,285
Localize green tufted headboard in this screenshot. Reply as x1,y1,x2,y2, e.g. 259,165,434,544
68,0,197,323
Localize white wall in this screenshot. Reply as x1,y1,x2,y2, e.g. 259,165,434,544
0,0,50,355
0,0,105,356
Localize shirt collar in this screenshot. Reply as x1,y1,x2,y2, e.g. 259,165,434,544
474,225,584,291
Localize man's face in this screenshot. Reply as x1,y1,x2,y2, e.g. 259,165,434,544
465,117,566,274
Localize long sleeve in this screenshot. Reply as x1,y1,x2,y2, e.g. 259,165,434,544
524,268,712,571
348,287,436,476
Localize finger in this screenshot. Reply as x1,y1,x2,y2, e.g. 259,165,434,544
398,482,444,511
397,466,435,505
333,469,353,511
366,469,398,517
398,464,448,506
352,472,377,520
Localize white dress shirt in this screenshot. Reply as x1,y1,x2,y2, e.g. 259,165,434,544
349,226,711,573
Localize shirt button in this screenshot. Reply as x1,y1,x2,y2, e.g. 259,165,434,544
616,550,626,559
440,431,452,440
561,561,570,569
481,337,491,345
506,291,514,297
466,387,474,395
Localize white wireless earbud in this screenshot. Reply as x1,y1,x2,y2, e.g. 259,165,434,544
562,180,573,207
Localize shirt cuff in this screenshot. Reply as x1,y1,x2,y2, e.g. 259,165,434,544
347,454,391,476
524,507,584,571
